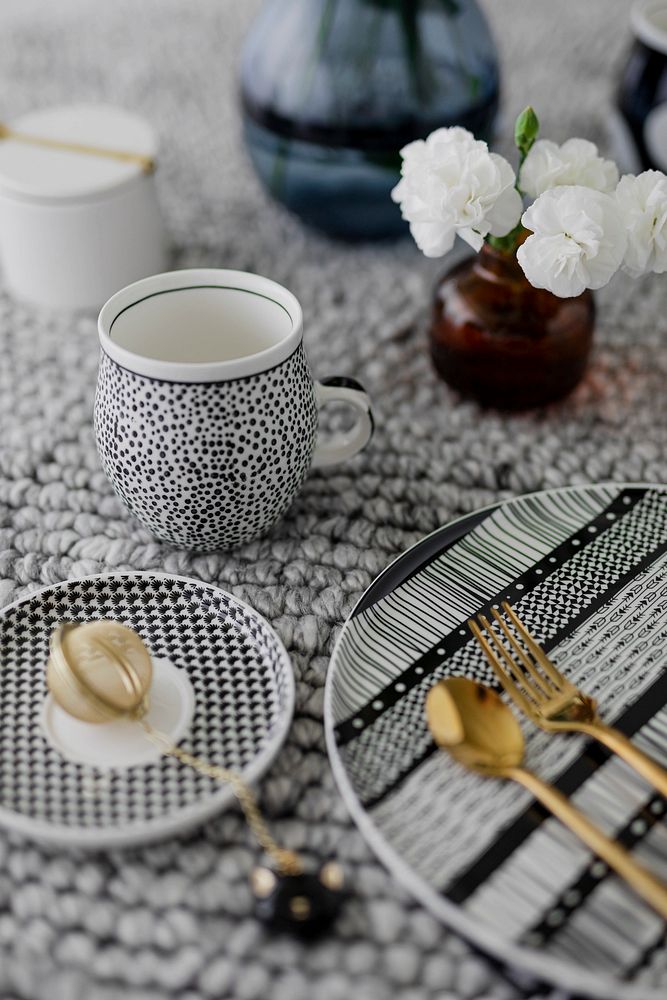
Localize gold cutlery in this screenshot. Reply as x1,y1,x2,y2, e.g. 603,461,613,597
425,677,667,920
469,602,667,800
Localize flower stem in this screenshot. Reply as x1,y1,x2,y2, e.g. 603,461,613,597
486,223,527,255
397,0,433,103
269,0,339,195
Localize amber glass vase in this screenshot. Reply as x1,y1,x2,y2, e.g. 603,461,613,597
429,242,595,409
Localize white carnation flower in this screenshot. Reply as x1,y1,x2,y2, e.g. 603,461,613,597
391,126,523,256
517,186,626,298
519,138,619,198
615,170,667,277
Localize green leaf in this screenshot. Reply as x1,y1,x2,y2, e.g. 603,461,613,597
514,106,539,159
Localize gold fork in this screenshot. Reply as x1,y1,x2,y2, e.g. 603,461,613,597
469,601,667,800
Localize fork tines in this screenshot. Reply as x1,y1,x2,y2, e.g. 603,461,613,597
468,602,577,715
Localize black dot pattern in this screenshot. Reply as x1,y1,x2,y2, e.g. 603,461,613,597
94,345,319,548
0,574,293,834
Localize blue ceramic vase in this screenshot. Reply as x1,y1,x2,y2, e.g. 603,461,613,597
240,0,500,241
616,1,667,172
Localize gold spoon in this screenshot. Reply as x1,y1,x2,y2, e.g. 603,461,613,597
425,677,667,921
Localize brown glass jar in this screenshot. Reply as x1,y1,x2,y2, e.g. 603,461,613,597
429,242,595,409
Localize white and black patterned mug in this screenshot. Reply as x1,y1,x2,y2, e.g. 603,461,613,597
95,269,373,549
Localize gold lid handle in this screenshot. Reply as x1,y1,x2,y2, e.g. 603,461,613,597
0,123,155,173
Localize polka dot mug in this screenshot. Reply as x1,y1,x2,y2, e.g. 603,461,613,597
95,269,374,549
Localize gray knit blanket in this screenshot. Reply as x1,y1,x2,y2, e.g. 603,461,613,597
0,1,665,997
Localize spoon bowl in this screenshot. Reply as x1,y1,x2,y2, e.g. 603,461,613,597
426,677,524,773
425,676,667,921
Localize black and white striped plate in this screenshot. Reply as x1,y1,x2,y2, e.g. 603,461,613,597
325,484,667,1000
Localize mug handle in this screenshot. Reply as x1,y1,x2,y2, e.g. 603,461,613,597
312,376,374,469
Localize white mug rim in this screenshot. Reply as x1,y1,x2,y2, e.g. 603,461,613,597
98,268,304,382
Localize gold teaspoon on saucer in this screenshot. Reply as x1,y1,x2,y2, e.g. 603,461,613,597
425,677,667,922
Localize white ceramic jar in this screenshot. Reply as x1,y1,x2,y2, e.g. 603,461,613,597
0,104,168,310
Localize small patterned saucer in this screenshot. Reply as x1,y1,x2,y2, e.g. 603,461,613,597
0,572,295,848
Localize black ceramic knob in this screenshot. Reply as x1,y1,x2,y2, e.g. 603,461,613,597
251,862,345,937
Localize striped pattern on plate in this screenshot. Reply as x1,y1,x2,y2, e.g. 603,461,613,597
325,484,667,1000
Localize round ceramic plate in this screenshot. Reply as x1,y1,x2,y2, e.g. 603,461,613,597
325,484,667,1000
0,572,294,848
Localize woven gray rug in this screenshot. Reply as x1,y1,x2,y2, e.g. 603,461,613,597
0,1,666,997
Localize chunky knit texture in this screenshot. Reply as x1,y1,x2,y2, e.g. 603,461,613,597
0,1,665,997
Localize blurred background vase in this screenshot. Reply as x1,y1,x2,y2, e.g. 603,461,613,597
240,0,500,241
616,0,667,173
429,240,596,409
